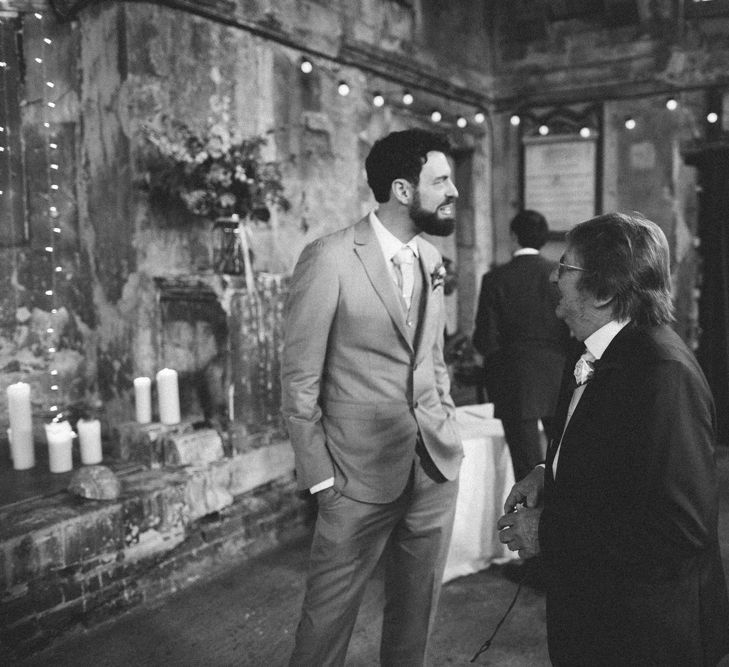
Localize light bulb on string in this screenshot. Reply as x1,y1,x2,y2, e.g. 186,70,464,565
299,57,313,74
666,97,678,111
372,92,384,108
510,114,521,127
402,91,413,106
624,117,636,130
580,127,591,138
474,111,485,125
1,30,9,209
36,10,65,421
538,124,549,136
430,110,442,123
337,81,350,96
456,116,467,129
707,112,719,124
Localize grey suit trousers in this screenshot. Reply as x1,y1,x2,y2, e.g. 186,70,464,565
289,450,459,667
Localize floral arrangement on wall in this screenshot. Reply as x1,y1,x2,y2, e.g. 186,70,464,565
139,116,289,223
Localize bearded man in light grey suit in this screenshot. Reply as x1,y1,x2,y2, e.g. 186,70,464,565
282,129,463,666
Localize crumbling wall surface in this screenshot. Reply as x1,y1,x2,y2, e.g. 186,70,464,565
1,0,493,440
0,13,90,434
491,0,729,98
485,0,725,348
0,451,307,660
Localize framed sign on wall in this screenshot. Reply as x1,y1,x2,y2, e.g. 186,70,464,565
523,135,598,236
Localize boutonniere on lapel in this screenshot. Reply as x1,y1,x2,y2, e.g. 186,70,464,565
573,355,599,386
430,262,447,291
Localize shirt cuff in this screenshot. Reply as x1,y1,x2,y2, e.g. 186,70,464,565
309,477,334,494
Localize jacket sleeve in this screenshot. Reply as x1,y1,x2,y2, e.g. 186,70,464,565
280,239,339,489
472,272,500,358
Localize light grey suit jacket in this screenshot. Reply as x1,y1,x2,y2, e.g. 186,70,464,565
281,216,463,503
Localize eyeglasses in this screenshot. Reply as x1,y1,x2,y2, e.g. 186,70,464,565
557,256,588,278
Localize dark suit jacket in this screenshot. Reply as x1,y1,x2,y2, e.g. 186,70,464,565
472,254,569,420
281,217,463,504
541,324,729,666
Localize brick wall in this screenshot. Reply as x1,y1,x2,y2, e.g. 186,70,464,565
0,444,312,659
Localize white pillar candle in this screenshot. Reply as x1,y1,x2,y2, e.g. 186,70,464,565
7,382,35,470
77,418,102,465
134,376,152,424
44,420,74,473
156,368,181,425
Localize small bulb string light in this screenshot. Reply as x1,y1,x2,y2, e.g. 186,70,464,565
0,18,10,212
291,52,488,129
36,11,64,423
364,86,489,129
299,56,313,74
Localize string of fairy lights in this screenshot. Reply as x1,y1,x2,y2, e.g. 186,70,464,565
508,95,722,137
0,21,8,212
35,10,66,422
297,56,488,130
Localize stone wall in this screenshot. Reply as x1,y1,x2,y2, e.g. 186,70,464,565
0,0,492,436
0,443,309,659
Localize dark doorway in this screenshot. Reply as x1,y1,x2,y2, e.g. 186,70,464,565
685,144,729,448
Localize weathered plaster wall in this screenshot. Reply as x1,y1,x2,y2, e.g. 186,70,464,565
4,0,728,440
0,0,493,436
484,0,729,349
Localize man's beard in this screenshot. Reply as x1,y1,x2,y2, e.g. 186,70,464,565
409,192,456,237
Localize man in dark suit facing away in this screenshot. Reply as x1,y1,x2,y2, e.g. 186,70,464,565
498,212,729,666
472,209,569,480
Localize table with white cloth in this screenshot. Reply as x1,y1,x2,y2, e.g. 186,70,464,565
443,403,519,583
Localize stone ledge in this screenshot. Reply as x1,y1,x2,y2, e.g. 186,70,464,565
0,440,312,659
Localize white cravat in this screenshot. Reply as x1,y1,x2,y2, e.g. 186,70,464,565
552,349,596,476
392,246,415,309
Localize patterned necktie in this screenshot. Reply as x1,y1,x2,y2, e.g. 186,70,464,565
392,246,415,309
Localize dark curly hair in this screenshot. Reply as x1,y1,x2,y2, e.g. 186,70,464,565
568,212,675,327
365,129,452,204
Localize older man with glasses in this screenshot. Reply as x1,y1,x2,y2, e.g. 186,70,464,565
497,212,729,666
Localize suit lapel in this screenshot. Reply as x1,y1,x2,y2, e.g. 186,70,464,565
550,326,636,475
414,239,438,363
353,218,412,350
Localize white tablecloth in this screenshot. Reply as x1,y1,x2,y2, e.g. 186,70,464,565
443,403,518,582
